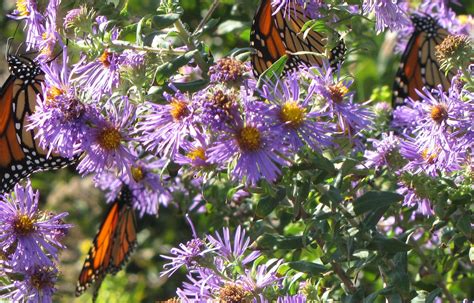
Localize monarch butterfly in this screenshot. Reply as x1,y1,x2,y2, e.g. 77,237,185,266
250,0,346,77
392,14,453,107
76,186,137,300
0,54,74,194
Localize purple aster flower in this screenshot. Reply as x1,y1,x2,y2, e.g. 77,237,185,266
119,50,145,70
161,215,217,277
399,137,461,176
277,294,307,303
257,72,331,151
207,102,290,185
309,62,374,138
240,259,283,293
71,50,121,98
137,91,195,158
35,0,61,62
397,182,433,216
391,101,425,133
77,97,136,176
364,132,401,170
363,0,410,33
174,133,212,169
407,85,473,153
207,225,261,265
28,47,95,158
0,265,59,302
194,85,240,131
0,181,71,269
95,154,170,217
171,64,203,83
208,58,251,83
8,0,45,50
176,268,219,301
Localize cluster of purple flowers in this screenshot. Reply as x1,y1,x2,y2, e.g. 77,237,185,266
365,76,474,215
161,216,306,302
0,181,71,302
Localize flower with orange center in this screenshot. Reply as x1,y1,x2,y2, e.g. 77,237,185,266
13,214,35,235
170,98,190,121
430,104,448,124
131,166,145,182
237,126,261,151
99,50,112,67
186,147,206,162
45,86,64,104
328,82,349,103
421,149,438,164
16,0,30,17
97,127,122,150
279,100,306,128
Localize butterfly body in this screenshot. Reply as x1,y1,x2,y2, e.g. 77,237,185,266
392,15,453,107
250,0,345,77
0,55,74,194
76,186,137,299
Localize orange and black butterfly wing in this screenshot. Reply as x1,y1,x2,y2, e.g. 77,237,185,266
75,200,121,297
0,55,75,194
76,187,137,299
250,0,346,77
250,0,288,77
109,203,137,275
392,15,453,107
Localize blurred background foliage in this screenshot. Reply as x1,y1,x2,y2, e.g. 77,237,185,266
0,0,473,302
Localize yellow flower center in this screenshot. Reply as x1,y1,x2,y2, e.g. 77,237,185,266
16,0,30,17
421,149,437,164
46,86,64,103
328,82,349,103
280,100,306,128
14,214,35,235
237,126,261,151
430,104,448,123
186,147,206,161
131,166,145,182
99,50,111,67
170,98,190,121
97,127,122,150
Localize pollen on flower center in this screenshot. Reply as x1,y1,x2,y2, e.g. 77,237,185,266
430,104,448,123
328,82,349,103
14,214,35,235
98,127,122,150
237,126,261,151
46,87,64,103
30,268,55,290
16,0,30,16
131,166,145,182
187,147,206,161
170,98,190,121
421,149,437,164
280,100,306,128
99,50,112,67
218,283,248,303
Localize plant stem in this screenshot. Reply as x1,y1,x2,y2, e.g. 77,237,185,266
314,236,358,294
174,19,209,74
193,0,220,35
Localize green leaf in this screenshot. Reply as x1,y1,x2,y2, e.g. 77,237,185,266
353,191,403,215
288,261,328,275
455,214,472,238
256,188,286,217
367,235,411,253
363,205,390,229
155,50,197,84
255,234,305,249
256,55,288,87
152,13,181,29
312,153,337,175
